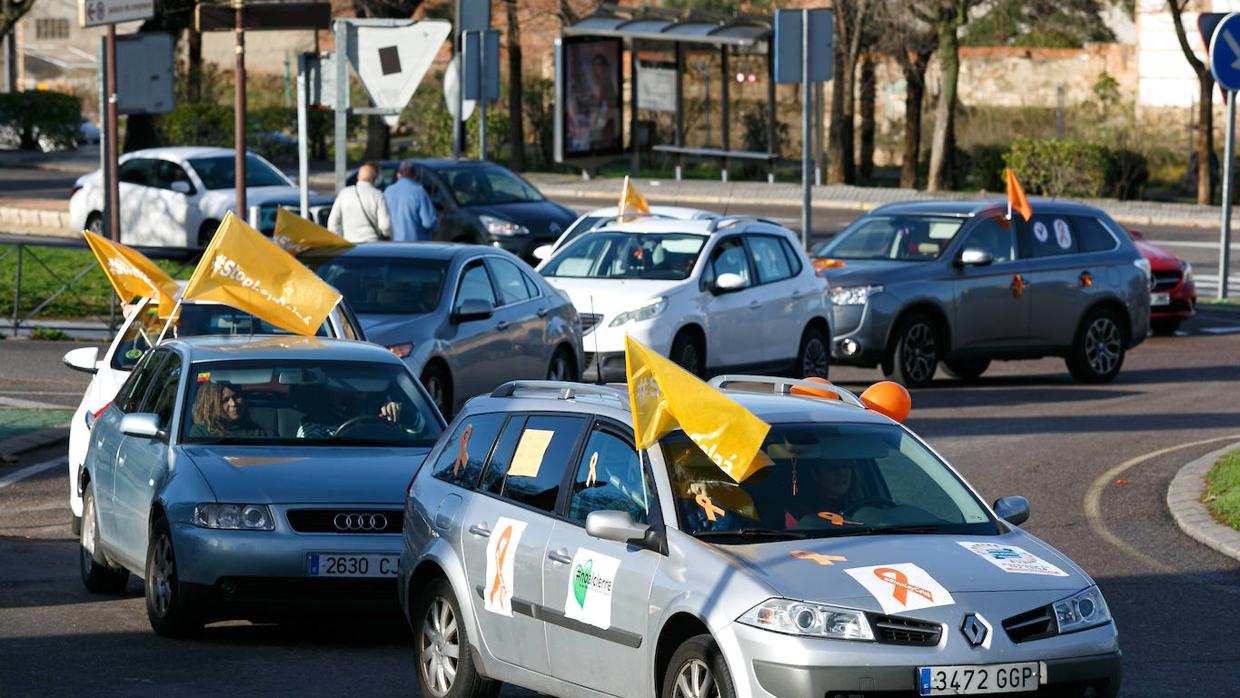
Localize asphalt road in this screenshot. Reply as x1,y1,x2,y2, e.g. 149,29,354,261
3,305,1240,696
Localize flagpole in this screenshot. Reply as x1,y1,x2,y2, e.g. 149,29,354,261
155,298,184,345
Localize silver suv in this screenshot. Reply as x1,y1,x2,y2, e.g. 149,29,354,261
812,200,1151,387
399,378,1121,698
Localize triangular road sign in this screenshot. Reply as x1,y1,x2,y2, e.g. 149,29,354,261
347,19,451,127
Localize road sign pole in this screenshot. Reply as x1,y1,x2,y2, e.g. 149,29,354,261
478,32,487,161
296,53,309,217
234,0,247,219
104,25,120,243
800,9,811,250
334,22,348,192
1222,89,1236,300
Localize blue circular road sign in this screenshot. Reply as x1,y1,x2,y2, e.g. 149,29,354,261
1211,12,1240,90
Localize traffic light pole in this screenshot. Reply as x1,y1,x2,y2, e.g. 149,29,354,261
104,25,120,242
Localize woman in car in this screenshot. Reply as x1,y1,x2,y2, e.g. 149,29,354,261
189,382,267,438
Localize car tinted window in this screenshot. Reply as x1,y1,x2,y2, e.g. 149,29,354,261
438,165,544,206
705,237,751,286
567,426,650,525
147,353,183,426
188,155,289,190
1021,215,1079,258
116,350,167,414
1074,216,1119,253
487,257,534,306
118,158,157,186
483,415,587,512
431,413,507,488
814,215,966,261
521,270,541,298
778,237,804,276
480,416,525,495
962,217,1015,263
174,303,333,338
748,235,794,284
154,160,195,193
455,261,497,310
312,257,449,315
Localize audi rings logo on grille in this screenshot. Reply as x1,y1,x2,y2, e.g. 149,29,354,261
333,513,389,531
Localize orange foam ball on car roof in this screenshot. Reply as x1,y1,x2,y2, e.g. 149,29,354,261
860,381,911,423
790,376,840,400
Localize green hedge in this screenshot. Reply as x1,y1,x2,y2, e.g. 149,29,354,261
1003,138,1148,200
0,90,81,150
158,103,234,147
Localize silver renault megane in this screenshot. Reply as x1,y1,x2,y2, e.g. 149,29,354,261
78,336,444,636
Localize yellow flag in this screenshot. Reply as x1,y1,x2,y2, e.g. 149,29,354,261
617,175,650,219
181,213,342,337
625,336,770,482
273,208,353,255
82,230,180,316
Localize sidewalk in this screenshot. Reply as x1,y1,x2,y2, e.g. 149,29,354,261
1167,442,1240,562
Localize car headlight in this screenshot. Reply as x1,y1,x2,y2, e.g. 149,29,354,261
608,297,668,327
830,285,883,306
738,598,874,641
194,503,275,531
479,214,529,237
387,341,414,358
1053,586,1111,634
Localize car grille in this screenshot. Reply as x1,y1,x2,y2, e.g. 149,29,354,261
286,509,403,534
869,613,942,646
1003,604,1057,643
1152,270,1182,292
579,313,603,334
215,576,397,604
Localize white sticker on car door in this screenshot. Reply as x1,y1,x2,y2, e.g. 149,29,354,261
844,562,955,615
957,541,1068,576
483,517,527,617
563,547,621,630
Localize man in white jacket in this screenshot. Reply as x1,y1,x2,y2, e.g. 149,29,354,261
327,162,393,243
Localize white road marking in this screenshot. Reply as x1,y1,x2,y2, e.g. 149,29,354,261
1199,326,1240,335
1149,239,1240,251
0,456,67,491
0,396,70,410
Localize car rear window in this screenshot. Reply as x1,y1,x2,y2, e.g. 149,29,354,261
430,413,507,488
312,257,449,315
1020,215,1080,257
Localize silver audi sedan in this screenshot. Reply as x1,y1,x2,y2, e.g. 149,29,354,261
78,336,444,636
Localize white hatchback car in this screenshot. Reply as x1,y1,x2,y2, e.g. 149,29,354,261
62,295,364,535
68,146,334,248
540,216,832,381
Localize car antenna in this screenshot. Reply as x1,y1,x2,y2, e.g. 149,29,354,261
591,295,604,385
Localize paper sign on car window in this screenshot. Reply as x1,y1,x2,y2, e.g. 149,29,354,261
508,429,555,478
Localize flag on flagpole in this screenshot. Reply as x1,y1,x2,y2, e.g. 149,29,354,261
617,175,650,219
1005,168,1032,222
82,231,180,316
625,336,771,483
181,213,342,337
272,208,353,255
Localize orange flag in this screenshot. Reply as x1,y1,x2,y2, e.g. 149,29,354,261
1005,168,1032,222
617,175,650,220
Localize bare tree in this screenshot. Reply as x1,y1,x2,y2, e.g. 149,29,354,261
826,0,870,185
506,0,524,169
873,0,938,189
858,56,876,185
922,0,975,192
1,0,35,89
1168,0,1214,205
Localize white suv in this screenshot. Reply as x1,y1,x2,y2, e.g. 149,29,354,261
539,216,832,381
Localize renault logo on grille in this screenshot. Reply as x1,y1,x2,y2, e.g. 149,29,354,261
961,613,989,647
333,513,389,531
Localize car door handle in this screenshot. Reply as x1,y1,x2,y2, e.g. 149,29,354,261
791,290,804,300
547,549,573,565
468,524,491,538
749,300,761,309
496,320,510,331
537,307,549,318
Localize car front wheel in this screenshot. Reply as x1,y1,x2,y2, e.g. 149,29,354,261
421,363,453,419
661,634,736,698
145,516,202,637
547,347,577,382
413,577,499,698
671,330,705,378
883,314,940,388
1066,309,1125,383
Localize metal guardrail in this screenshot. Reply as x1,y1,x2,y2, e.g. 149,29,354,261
1,234,199,336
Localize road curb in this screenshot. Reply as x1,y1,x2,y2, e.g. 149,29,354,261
1166,441,1240,562
0,427,69,463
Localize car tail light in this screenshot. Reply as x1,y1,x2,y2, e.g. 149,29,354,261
91,402,110,419
69,185,82,198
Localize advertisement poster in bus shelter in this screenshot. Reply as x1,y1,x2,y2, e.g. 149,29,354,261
562,36,625,158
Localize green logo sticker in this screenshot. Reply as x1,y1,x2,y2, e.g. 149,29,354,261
572,559,593,607
124,348,143,359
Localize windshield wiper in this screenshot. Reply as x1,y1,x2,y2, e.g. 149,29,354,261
694,528,807,541
828,525,945,537
189,436,262,445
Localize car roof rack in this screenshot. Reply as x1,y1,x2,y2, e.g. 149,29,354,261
490,380,630,407
708,375,866,409
706,215,782,233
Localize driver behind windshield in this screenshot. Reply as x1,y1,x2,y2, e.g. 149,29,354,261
295,385,425,439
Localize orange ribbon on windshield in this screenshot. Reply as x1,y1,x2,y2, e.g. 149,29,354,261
789,550,847,566
874,567,934,606
453,424,473,476
817,511,861,526
489,525,513,606
696,493,725,522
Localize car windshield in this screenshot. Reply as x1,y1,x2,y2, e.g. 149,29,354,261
813,215,967,262
437,165,543,206
662,422,997,541
182,360,442,447
188,155,290,190
308,256,448,315
110,302,332,371
542,232,706,281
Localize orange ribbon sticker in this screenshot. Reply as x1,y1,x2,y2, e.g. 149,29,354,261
489,525,513,606
696,493,725,522
817,511,861,526
1011,273,1027,299
874,566,934,606
585,451,598,487
789,550,847,566
452,424,473,476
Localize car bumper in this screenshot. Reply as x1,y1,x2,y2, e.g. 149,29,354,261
829,298,895,366
1151,283,1196,320
581,316,679,380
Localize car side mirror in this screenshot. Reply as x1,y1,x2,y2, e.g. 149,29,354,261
993,496,1029,526
712,272,748,294
957,248,994,267
532,244,553,262
62,346,100,375
170,181,193,195
586,510,654,548
452,298,493,323
120,413,166,441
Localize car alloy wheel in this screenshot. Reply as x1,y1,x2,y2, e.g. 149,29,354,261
80,492,97,567
672,658,720,698
419,595,460,697
150,535,176,618
800,335,829,379
1085,316,1121,376
900,322,937,385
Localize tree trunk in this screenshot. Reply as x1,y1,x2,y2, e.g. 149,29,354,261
927,21,960,193
858,57,875,186
1196,70,1215,205
900,58,927,189
826,50,857,183
506,0,524,171
123,114,161,152
186,27,202,103
364,115,390,161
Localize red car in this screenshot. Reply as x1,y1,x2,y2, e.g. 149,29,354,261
1129,229,1196,334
